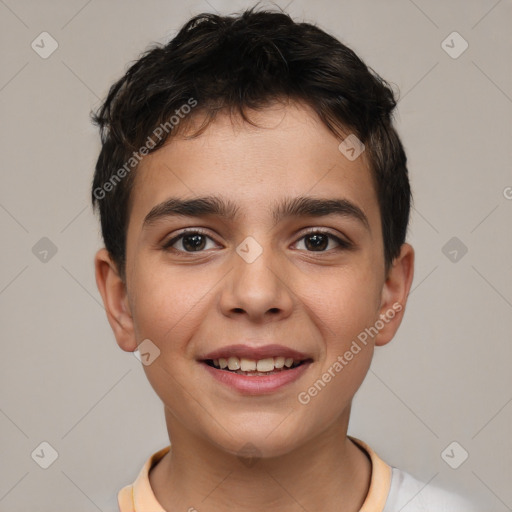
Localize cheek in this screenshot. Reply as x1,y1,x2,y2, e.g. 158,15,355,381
129,261,208,347
308,269,381,350
127,261,215,403
294,271,379,410
130,268,202,418
296,277,377,422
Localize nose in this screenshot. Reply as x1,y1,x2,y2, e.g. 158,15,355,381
219,240,294,323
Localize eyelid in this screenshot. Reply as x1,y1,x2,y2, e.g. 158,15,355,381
297,226,352,243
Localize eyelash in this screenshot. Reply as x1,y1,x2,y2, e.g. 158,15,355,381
161,228,352,254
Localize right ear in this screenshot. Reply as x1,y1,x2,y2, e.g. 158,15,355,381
94,248,137,352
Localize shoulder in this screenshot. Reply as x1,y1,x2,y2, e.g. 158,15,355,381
383,467,480,512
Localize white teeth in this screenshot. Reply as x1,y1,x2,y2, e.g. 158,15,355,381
274,356,285,368
240,358,257,371
210,356,304,372
256,358,275,372
227,357,240,370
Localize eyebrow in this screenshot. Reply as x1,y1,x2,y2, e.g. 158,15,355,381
142,195,370,232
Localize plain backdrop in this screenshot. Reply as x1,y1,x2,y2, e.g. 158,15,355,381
1,0,511,510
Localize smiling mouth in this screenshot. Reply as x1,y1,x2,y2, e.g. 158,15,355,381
203,356,312,376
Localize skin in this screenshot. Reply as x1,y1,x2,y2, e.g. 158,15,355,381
95,99,414,512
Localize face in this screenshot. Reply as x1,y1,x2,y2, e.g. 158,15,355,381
95,100,413,458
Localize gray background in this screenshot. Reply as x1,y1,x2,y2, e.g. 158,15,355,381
1,0,511,510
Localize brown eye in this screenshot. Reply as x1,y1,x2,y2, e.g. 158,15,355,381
163,230,216,253
304,233,329,251
180,233,207,251
294,230,351,252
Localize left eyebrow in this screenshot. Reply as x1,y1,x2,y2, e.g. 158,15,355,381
272,196,370,232
142,195,370,232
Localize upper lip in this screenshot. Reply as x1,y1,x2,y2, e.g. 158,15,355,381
199,344,312,361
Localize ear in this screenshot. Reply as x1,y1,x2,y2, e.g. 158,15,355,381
94,248,137,352
374,243,415,347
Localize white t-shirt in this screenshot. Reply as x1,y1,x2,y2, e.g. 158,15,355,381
383,466,479,511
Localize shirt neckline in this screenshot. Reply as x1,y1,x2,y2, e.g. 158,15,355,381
119,436,392,512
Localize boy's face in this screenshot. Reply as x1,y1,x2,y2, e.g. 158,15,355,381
95,100,413,457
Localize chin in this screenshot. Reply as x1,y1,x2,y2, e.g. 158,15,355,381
207,420,306,460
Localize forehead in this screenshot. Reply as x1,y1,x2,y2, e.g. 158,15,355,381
127,101,379,232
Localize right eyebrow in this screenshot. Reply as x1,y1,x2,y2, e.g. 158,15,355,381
143,196,240,228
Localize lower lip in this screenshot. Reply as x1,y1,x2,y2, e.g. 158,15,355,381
201,361,312,395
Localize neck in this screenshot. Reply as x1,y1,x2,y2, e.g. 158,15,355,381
149,407,371,512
